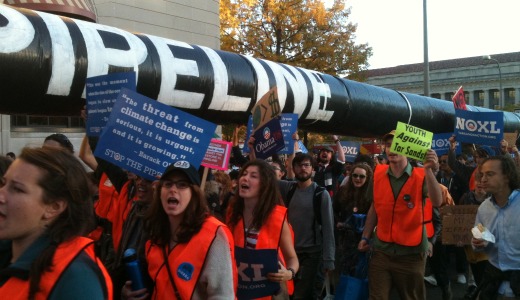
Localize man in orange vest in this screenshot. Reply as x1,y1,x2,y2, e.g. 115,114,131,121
358,130,443,299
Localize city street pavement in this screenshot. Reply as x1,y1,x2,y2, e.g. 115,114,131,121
388,278,468,300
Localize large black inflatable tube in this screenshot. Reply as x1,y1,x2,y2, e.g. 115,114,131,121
0,4,519,137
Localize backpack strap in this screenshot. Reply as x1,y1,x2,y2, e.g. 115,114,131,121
284,182,298,208
313,185,326,226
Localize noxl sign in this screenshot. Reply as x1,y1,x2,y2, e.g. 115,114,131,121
340,141,360,162
454,110,503,146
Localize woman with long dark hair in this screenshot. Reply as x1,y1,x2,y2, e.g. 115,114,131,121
227,159,299,299
0,147,112,299
333,163,373,277
122,161,236,299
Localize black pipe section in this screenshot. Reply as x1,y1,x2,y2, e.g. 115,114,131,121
0,4,519,137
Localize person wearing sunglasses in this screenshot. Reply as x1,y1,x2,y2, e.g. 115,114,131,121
123,161,236,299
358,130,442,299
333,163,373,284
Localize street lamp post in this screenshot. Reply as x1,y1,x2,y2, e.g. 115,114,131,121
423,0,430,97
482,55,503,109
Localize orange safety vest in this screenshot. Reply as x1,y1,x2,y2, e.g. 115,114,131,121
89,173,120,242
373,165,425,247
469,168,477,191
95,172,119,220
0,237,113,300
146,217,237,299
231,205,294,298
424,198,434,239
111,181,137,251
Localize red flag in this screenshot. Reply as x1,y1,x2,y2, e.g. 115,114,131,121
452,86,467,110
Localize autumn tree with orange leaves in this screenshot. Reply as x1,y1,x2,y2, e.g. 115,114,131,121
220,0,372,80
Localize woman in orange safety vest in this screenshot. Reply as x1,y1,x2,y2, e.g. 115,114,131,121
121,160,237,299
227,159,299,300
0,147,112,300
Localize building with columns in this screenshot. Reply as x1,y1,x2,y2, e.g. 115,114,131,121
365,52,520,110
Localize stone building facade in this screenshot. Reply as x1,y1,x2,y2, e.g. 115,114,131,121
365,52,520,110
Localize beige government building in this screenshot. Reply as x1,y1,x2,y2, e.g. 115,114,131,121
365,52,520,110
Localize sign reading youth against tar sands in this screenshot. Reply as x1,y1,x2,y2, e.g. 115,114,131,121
391,122,433,161
94,88,216,181
454,109,503,146
86,72,136,137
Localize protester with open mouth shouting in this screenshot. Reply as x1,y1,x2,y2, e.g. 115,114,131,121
227,159,299,299
122,161,236,300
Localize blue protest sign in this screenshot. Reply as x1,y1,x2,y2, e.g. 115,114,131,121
94,88,216,181
340,141,360,162
235,247,279,299
252,117,285,159
243,116,254,153
86,72,136,136
454,109,503,146
279,113,298,154
432,132,462,156
244,113,297,154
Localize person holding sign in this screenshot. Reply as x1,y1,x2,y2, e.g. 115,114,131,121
358,130,442,299
314,135,346,197
227,159,299,299
0,147,112,299
123,161,236,299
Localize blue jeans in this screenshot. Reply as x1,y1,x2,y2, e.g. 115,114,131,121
293,251,321,300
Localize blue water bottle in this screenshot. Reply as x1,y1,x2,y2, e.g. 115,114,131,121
123,248,145,291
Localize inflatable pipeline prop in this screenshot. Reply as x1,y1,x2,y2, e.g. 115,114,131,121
1,4,519,138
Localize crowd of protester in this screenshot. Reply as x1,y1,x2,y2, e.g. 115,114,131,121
0,125,519,300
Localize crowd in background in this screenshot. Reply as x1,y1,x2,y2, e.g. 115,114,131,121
0,124,519,300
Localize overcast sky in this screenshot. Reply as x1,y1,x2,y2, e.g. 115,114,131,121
340,0,520,69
